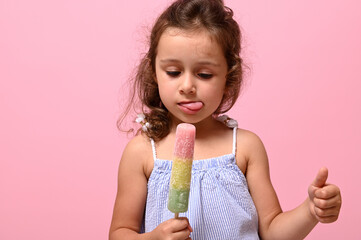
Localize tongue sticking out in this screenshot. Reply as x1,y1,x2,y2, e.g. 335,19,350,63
179,102,203,111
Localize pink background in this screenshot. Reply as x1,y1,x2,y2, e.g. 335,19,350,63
1,0,360,239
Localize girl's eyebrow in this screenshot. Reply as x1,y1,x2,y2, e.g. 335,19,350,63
159,59,181,63
159,58,221,67
198,61,221,67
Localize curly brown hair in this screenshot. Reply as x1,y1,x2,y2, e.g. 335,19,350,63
118,0,244,141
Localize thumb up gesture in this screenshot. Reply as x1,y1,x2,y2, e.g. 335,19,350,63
308,167,342,223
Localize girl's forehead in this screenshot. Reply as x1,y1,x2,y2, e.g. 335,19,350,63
158,27,220,52
163,27,213,40
156,27,226,66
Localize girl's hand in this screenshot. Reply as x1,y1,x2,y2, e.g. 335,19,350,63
308,167,342,223
150,217,193,240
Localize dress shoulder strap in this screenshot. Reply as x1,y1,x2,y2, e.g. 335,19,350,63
150,138,157,160
216,115,238,156
232,126,237,155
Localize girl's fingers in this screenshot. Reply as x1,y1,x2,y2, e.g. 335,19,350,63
313,184,342,222
314,194,342,209
172,217,192,239
170,218,189,232
172,230,192,240
177,217,193,232
316,214,340,224
314,184,340,199
314,205,340,218
155,218,192,240
167,217,192,240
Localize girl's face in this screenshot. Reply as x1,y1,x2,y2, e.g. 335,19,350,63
155,27,228,126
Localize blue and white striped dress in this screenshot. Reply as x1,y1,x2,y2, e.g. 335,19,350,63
142,125,259,239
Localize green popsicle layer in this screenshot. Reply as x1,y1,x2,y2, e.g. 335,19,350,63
168,188,190,213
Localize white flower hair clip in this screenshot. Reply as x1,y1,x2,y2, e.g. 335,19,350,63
135,113,152,132
216,114,238,128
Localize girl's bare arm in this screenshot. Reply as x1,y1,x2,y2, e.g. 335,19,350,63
109,135,151,240
240,130,340,240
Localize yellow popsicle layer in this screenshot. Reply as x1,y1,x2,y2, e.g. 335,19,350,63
169,157,192,190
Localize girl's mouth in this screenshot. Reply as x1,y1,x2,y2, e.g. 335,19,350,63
177,101,203,114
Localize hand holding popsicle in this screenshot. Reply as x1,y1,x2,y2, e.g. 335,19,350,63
151,217,193,240
168,123,196,218
308,167,342,223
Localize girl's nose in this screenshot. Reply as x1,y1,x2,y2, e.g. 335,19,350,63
179,73,196,95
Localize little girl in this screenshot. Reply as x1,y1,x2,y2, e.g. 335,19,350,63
109,0,342,239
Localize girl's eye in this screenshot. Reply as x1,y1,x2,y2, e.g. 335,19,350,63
198,73,213,79
166,71,181,77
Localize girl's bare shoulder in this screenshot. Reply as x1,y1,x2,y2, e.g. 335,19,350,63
120,133,153,174
124,133,152,154
235,128,268,172
236,128,265,151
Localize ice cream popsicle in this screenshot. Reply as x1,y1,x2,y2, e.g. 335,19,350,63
168,123,196,217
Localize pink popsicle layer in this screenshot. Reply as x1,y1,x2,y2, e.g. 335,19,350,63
174,123,196,159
